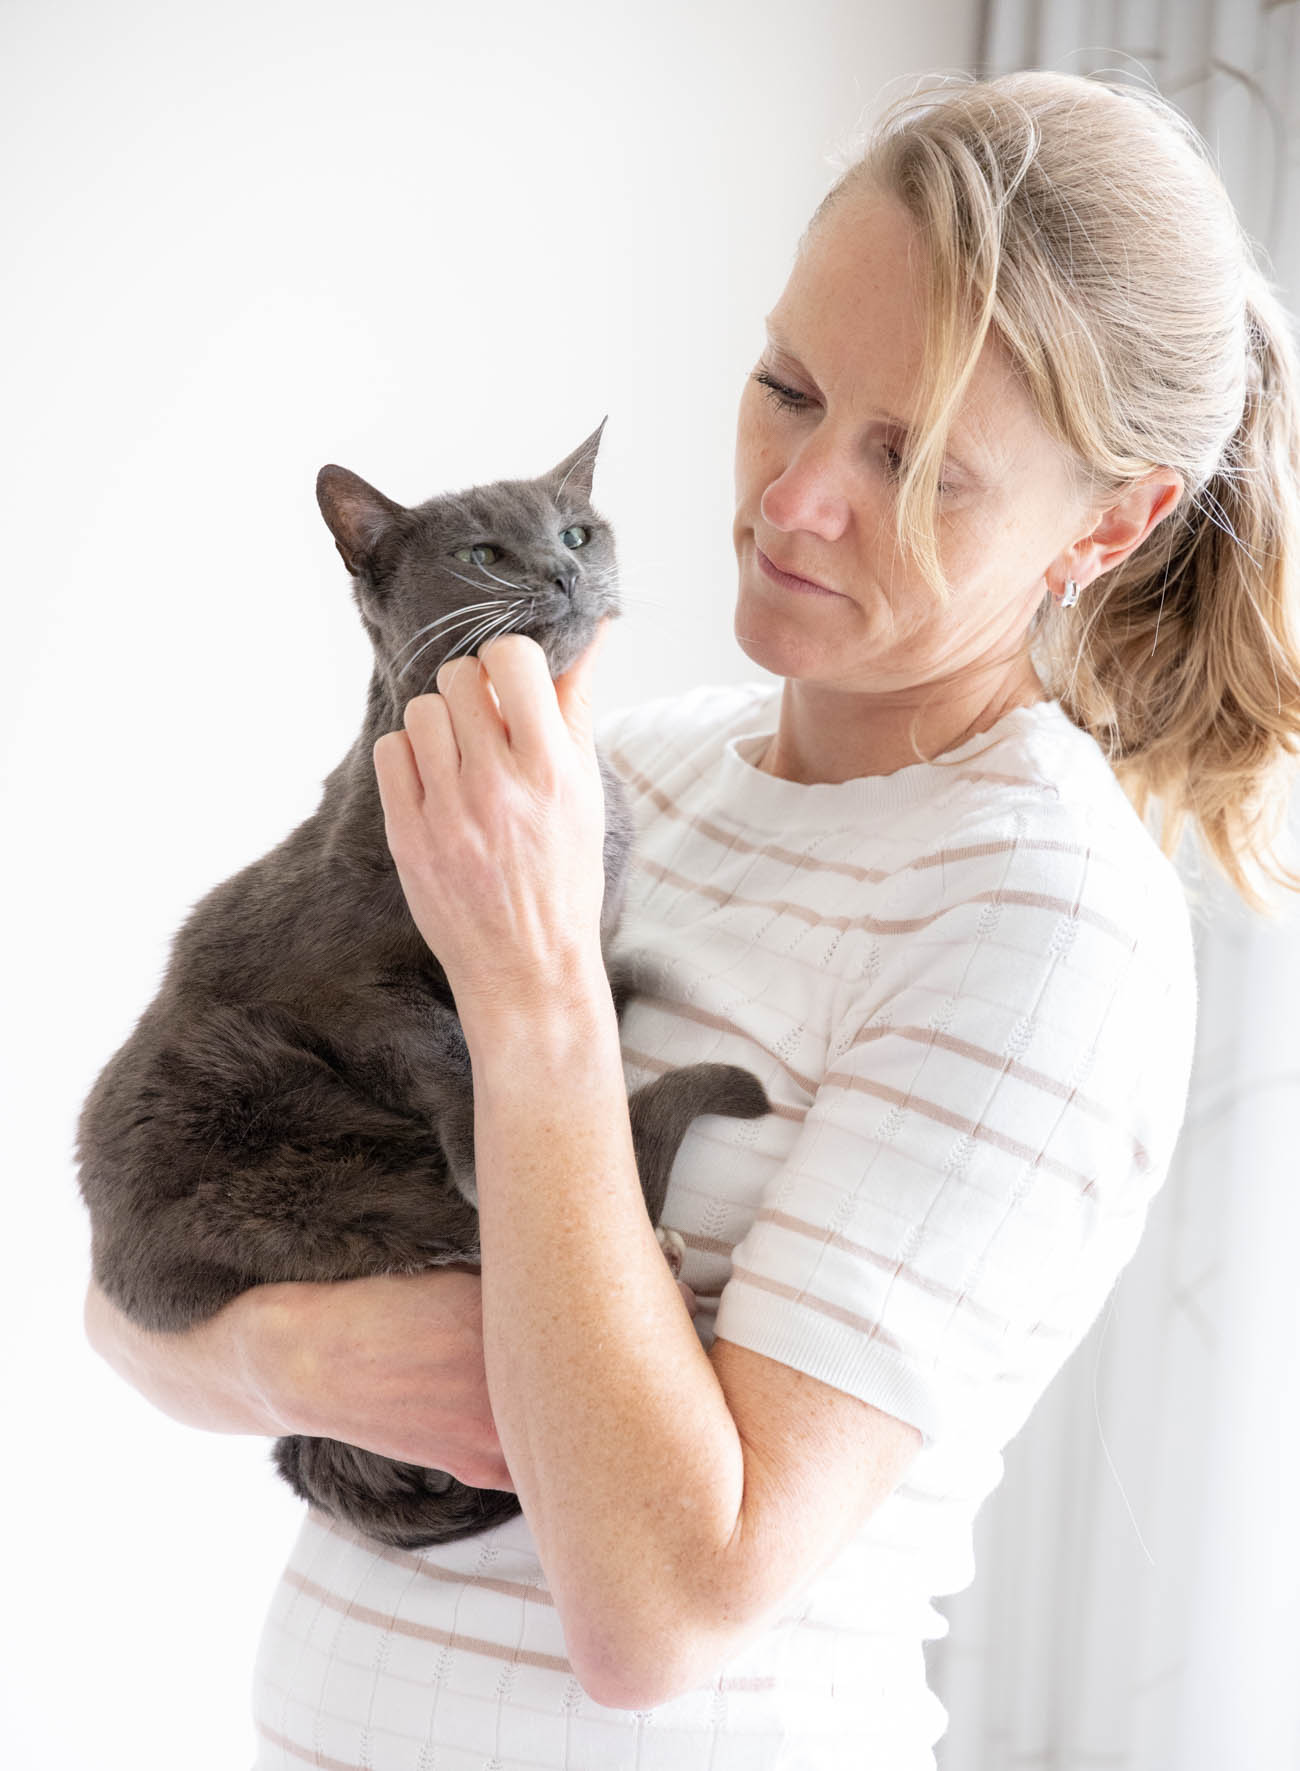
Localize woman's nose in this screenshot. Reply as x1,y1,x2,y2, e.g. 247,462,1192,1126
759,442,853,540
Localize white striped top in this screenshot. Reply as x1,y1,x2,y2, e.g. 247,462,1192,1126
251,680,1198,1771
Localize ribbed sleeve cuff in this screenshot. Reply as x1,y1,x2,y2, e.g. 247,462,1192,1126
713,1279,947,1450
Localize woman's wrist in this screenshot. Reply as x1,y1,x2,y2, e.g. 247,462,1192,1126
457,949,616,1070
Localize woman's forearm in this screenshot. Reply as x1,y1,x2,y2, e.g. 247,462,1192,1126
83,1279,287,1436
465,967,749,1706
83,1268,513,1488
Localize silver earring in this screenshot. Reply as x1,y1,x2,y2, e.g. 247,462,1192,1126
1060,578,1080,608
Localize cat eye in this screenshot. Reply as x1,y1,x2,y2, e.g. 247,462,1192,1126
453,544,500,567
560,526,589,549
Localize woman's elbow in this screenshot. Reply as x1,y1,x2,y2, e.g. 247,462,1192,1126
569,1622,734,1713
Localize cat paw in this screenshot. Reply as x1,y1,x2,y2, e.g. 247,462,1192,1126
655,1225,686,1278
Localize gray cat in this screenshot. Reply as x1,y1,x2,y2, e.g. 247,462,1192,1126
77,421,768,1550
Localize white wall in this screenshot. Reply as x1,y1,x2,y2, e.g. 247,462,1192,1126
0,3,978,1766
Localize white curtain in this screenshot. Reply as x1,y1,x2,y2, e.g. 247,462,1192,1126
926,8,1300,1769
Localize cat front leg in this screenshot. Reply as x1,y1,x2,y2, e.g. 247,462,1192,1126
436,1091,479,1209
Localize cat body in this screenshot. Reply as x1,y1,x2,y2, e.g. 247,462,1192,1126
77,424,767,1548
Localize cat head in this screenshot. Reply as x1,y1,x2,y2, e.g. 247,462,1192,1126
316,421,618,705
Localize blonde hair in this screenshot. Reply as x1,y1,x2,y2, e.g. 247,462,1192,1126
810,69,1300,913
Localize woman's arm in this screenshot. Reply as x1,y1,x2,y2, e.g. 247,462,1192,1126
83,1267,513,1490
374,634,922,1708
463,965,920,1708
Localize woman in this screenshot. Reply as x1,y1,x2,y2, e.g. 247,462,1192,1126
85,69,1300,1769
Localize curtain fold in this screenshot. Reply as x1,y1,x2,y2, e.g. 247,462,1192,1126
925,8,1300,1768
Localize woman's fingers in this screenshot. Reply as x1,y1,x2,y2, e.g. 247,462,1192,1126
430,655,511,775
372,726,427,819
553,619,610,748
477,633,569,765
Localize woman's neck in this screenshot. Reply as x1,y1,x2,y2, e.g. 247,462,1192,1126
757,664,1047,785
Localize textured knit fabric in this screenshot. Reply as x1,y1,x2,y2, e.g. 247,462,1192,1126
250,679,1198,1770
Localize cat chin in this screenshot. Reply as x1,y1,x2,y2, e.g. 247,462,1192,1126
524,615,603,679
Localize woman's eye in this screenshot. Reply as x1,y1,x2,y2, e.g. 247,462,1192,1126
453,544,500,566
560,526,588,549
752,370,808,413
880,442,954,499
754,371,955,497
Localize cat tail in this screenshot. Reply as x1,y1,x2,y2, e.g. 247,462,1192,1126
627,1062,769,1226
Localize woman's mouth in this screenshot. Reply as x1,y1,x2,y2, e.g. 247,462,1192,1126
754,543,843,598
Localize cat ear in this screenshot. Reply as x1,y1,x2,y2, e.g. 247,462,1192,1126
316,466,409,579
543,418,607,504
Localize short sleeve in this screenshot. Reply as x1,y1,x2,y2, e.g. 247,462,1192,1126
711,843,1198,1454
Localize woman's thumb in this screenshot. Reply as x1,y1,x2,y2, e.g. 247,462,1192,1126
556,619,611,740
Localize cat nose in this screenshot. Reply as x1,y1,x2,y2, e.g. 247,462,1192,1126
552,565,578,599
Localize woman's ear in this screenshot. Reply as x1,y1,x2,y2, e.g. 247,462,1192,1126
1067,468,1186,586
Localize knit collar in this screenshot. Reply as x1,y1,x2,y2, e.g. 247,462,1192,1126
709,686,1074,831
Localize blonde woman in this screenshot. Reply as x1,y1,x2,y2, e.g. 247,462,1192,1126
86,69,1300,1770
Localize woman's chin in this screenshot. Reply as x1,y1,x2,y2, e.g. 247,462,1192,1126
734,607,839,681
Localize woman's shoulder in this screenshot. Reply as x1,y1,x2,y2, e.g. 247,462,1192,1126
906,701,1197,1000
594,678,779,778
935,703,1189,897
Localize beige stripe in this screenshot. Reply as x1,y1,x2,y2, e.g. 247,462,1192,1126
820,1068,1096,1193
310,1510,556,1607
674,1228,736,1258
629,997,1147,1171
280,1563,778,1701
709,1230,1068,1355
676,1205,1020,1336
255,1721,360,1771
283,1567,574,1672
752,1207,1006,1331
728,1262,904,1349
845,1024,1151,1172
634,854,1133,944
643,996,819,1098
611,749,1084,882
610,750,890,882
958,768,1057,789
756,1207,967,1297
907,837,1091,871
728,1263,1021,1391
629,998,1148,1173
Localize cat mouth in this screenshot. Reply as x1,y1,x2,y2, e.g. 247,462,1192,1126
509,602,607,675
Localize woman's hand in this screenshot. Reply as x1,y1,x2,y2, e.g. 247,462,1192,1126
372,625,611,1029
251,1268,514,1487
84,1268,514,1491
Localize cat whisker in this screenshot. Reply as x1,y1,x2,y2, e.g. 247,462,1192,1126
442,566,527,599
462,606,524,658
400,623,487,683
403,614,509,688
441,567,500,594
609,589,671,615
465,561,530,595
396,604,511,676
394,607,505,665
417,609,517,692
467,613,519,661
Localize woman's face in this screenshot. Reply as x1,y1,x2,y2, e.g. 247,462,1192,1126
732,184,1097,696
